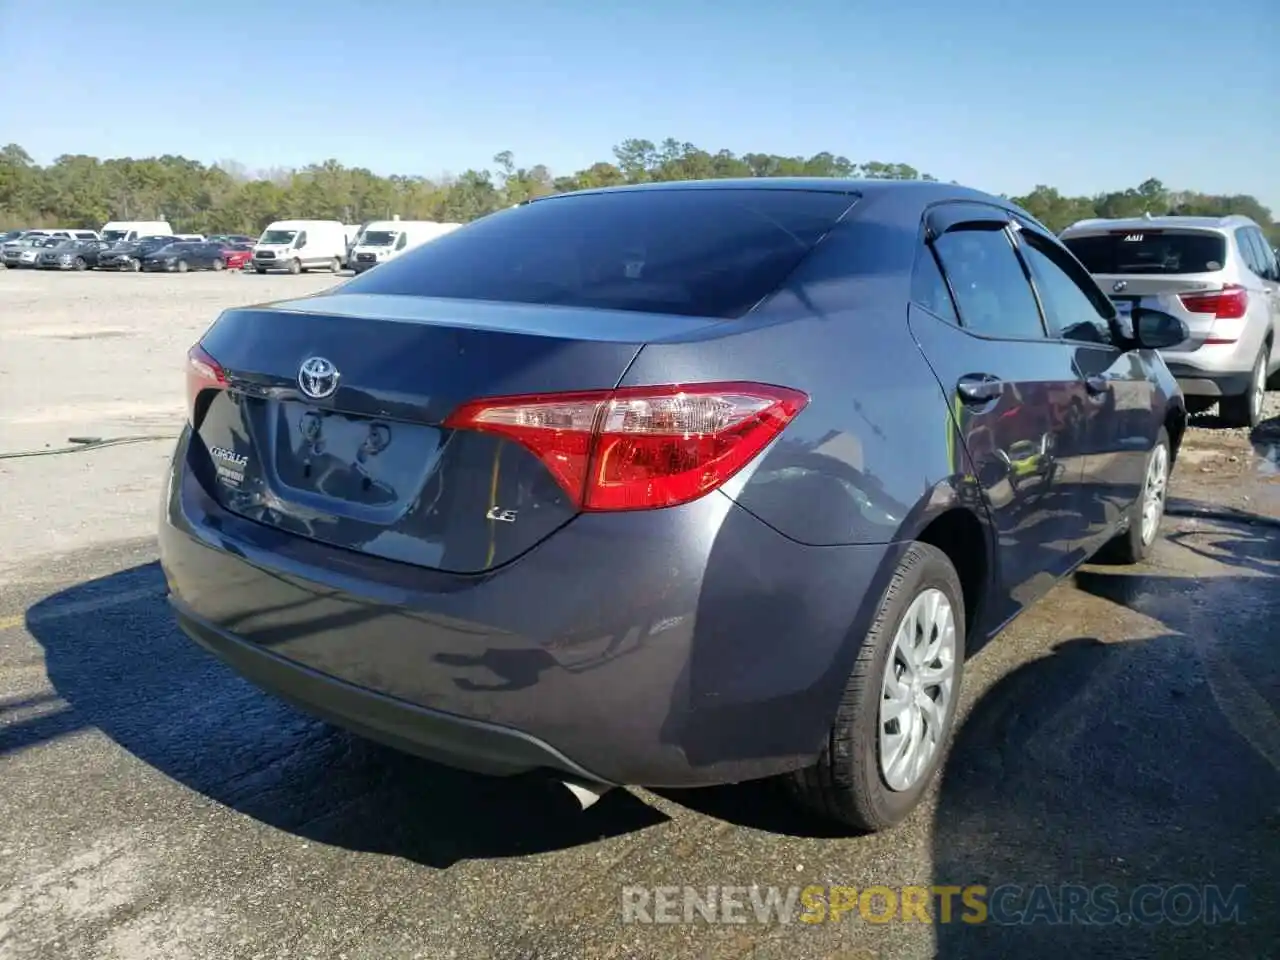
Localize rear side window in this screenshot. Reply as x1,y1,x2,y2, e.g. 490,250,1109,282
1236,227,1275,279
931,227,1045,339
910,248,958,324
1062,231,1226,274
344,188,857,319
1256,231,1279,280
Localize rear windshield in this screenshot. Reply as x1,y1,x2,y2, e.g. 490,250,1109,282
344,188,857,318
1063,230,1226,275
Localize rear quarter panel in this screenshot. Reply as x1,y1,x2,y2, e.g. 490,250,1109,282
619,190,976,549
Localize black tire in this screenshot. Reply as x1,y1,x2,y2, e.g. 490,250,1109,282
255,267,267,275
212,258,225,271
1218,346,1267,429
73,257,87,271
330,257,341,273
176,259,189,273
131,259,141,272
288,258,301,275
785,541,966,832
1096,426,1170,565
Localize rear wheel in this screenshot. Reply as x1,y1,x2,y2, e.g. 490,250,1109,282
73,257,86,271
255,266,267,275
212,258,225,271
1218,347,1267,429
130,259,141,272
785,542,965,832
1097,427,1169,565
288,258,301,275
330,256,342,273
176,259,189,273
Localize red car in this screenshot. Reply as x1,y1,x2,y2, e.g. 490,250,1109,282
219,244,254,270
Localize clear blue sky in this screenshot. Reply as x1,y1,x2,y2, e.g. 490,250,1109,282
3,0,1277,210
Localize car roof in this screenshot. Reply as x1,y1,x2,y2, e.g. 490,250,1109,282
534,177,996,203
1062,214,1257,234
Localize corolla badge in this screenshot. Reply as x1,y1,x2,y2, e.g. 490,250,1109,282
298,356,340,399
1112,280,1128,292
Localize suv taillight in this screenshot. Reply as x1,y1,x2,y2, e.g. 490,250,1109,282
186,343,227,422
444,382,809,511
1179,284,1249,344
1178,284,1248,319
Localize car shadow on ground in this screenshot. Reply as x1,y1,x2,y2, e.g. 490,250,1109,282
14,561,667,869
931,512,1280,959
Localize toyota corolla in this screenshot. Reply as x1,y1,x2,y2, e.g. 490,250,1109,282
160,179,1189,831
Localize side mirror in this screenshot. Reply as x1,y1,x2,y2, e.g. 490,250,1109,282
1132,307,1189,350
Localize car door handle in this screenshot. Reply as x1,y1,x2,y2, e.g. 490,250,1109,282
956,374,1004,404
1084,376,1108,396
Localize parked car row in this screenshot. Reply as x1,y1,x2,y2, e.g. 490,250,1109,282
2,217,465,277
1,233,256,273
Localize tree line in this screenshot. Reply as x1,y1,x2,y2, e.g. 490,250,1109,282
2,139,1276,244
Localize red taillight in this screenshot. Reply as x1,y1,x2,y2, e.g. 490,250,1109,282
444,382,809,511
1178,284,1248,319
186,343,227,420
1178,284,1249,344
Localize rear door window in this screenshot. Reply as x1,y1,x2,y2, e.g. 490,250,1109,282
931,226,1046,340
1062,230,1226,275
345,188,858,319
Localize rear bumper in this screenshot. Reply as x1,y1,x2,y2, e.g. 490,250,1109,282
171,598,610,782
1162,364,1253,398
159,428,896,787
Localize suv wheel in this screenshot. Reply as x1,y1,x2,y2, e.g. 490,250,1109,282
786,542,965,832
288,258,302,275
1219,347,1267,429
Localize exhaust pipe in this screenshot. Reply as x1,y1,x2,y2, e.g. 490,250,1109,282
561,778,610,810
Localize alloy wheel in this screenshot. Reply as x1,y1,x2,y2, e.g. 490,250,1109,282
1140,442,1169,546
879,588,957,792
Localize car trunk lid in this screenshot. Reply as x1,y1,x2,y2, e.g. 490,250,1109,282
188,293,717,573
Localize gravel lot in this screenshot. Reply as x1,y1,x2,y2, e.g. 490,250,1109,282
1,269,1278,960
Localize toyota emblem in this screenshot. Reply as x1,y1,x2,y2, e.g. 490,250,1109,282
298,356,340,400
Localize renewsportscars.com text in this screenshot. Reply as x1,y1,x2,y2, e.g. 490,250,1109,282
621,884,1248,926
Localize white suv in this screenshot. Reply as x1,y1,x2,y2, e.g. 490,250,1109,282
1060,215,1280,427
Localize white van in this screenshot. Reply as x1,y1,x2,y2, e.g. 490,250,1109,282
349,220,462,274
252,219,347,274
100,221,173,244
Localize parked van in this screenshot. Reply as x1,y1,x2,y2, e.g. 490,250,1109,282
252,219,347,274
100,220,173,243
348,220,462,274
